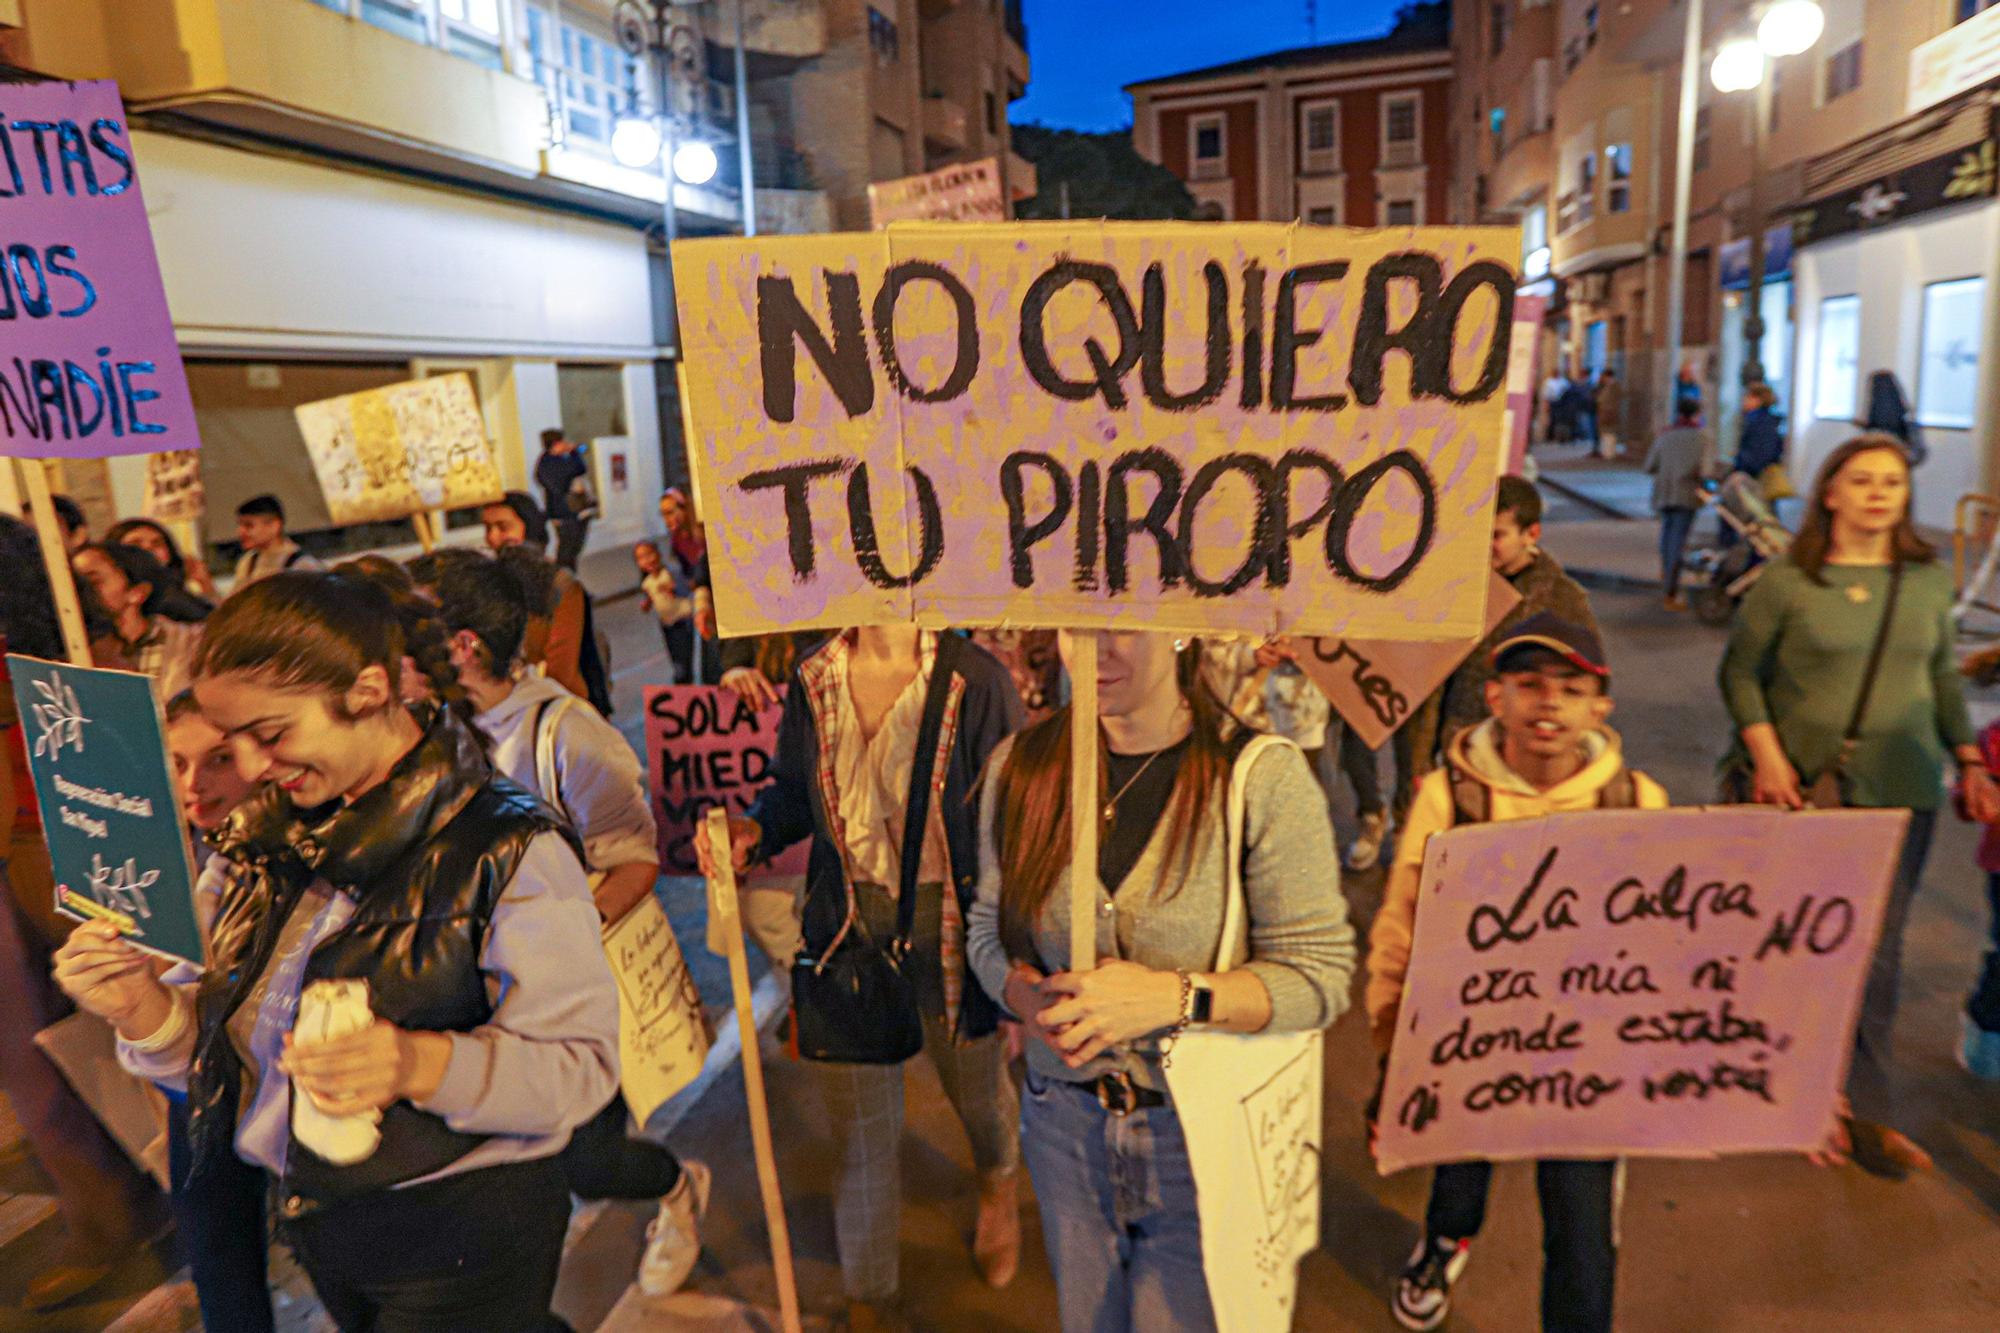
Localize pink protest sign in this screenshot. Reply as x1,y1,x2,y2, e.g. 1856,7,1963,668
0,81,198,459
1296,570,1521,750
643,685,808,881
1374,806,1906,1175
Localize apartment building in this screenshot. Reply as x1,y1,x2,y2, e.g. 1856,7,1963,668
0,0,1030,575
1457,0,2000,524
777,0,1035,231
1126,15,1453,226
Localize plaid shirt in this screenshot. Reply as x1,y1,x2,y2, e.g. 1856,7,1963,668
128,616,203,704
796,630,969,1035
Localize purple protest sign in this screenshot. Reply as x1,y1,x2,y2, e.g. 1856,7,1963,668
1375,807,1906,1175
643,684,808,882
0,81,198,459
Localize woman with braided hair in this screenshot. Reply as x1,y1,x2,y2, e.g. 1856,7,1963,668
52,569,619,1332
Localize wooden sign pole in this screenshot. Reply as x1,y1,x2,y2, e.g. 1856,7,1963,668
14,459,92,667
410,509,440,553
702,808,802,1333
1068,630,1100,972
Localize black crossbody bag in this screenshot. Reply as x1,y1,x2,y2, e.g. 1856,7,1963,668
1805,562,1903,808
792,633,963,1064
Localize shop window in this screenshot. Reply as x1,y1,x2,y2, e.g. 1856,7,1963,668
1813,295,1861,420
1917,277,1985,429
526,5,645,150
337,0,503,69
1824,41,1862,102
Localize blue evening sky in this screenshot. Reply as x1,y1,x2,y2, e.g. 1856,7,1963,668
1011,0,1409,131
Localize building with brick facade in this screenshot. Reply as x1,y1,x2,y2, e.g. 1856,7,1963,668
1125,17,1452,227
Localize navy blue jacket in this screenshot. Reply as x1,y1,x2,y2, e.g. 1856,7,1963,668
1732,407,1786,476
747,634,1024,1040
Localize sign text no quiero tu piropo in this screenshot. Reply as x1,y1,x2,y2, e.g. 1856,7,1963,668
0,80,199,460
673,223,1520,640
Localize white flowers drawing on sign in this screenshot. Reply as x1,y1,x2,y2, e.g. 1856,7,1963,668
88,854,159,920
29,673,89,758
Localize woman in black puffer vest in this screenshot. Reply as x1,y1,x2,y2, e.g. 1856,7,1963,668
54,571,619,1332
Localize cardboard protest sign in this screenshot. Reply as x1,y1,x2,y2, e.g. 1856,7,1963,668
1297,571,1522,749
0,81,199,459
603,895,712,1123
294,373,503,524
868,158,1006,227
5,656,200,963
142,447,204,522
643,685,808,881
1374,807,1905,1174
673,222,1519,641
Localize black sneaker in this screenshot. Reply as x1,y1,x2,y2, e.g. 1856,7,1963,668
1392,1234,1471,1331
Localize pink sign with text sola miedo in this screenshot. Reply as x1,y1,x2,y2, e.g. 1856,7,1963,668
0,80,198,459
1375,807,1905,1175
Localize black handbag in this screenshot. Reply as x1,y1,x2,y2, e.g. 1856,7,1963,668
791,633,963,1064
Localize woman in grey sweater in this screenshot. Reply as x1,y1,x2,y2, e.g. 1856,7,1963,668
967,631,1356,1332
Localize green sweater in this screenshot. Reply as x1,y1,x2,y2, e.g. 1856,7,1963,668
1718,560,1974,810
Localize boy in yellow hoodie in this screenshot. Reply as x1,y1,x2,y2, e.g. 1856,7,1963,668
1369,613,1667,1333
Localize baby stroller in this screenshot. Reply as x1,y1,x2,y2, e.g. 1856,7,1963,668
1688,472,1792,626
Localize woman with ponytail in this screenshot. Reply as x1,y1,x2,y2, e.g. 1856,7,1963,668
696,626,1025,1330
966,631,1356,1332
51,570,619,1332
411,545,712,1296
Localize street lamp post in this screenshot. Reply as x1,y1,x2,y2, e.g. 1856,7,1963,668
613,0,710,353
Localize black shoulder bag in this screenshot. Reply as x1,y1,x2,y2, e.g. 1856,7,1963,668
1805,563,1903,808
792,633,963,1064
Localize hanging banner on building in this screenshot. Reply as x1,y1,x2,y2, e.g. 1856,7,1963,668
643,685,809,881
5,655,201,964
1373,807,1905,1175
673,222,1521,640
1909,5,2000,116
868,158,1007,228
603,894,712,1124
0,80,200,460
294,373,504,525
1297,571,1521,750
142,448,205,523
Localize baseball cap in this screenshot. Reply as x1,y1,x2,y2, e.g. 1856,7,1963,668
1491,611,1609,680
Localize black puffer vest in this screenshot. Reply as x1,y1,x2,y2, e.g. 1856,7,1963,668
187,709,579,1212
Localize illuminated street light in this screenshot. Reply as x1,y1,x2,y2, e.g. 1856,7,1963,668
672,139,719,186
1757,0,1825,59
611,114,663,169
1710,37,1765,94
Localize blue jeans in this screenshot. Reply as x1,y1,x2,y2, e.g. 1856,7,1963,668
165,1090,274,1333
1971,872,2000,1032
1658,506,1696,597
1019,1069,1215,1333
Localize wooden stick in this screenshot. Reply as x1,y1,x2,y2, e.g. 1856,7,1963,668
410,509,439,553
18,459,91,667
1069,629,1100,973
0,455,22,518
702,808,802,1333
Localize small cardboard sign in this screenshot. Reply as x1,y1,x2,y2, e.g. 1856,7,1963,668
141,448,204,523
0,80,201,459
1374,807,1906,1174
6,655,200,963
294,373,503,525
642,685,809,881
1296,571,1522,749
603,895,712,1124
868,158,1006,228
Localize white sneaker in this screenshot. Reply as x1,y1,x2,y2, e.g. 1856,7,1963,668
638,1159,712,1297
1346,812,1388,871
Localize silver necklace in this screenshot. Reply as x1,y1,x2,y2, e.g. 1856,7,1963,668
1103,748,1170,823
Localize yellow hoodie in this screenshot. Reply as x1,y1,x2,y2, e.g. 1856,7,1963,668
1364,718,1668,1053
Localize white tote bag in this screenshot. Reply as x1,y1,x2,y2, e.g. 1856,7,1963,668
1163,734,1324,1333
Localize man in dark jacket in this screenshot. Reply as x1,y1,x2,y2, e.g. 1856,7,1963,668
1434,475,1600,750
534,428,591,571
1730,384,1785,478
1645,402,1715,610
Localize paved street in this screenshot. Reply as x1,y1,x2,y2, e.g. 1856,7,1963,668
13,489,2000,1331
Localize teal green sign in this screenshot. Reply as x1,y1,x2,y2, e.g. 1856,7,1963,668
7,655,201,964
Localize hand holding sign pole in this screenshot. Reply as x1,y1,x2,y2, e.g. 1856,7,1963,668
703,807,802,1333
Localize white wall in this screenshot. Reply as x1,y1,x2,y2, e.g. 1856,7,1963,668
134,131,658,359
1790,200,2000,529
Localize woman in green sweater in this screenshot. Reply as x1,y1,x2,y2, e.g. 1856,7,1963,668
1720,433,2000,1178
